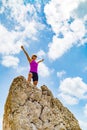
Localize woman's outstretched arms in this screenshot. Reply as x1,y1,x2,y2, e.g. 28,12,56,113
38,59,44,63
21,46,31,62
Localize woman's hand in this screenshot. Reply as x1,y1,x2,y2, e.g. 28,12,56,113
21,45,24,50
38,59,44,63
42,59,44,62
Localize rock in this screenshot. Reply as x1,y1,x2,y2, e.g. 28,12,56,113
3,76,82,130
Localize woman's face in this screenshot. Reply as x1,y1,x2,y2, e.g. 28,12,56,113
32,55,37,60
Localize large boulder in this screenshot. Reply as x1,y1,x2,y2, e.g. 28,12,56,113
3,76,82,130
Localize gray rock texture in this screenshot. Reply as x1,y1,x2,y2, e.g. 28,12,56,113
3,76,81,130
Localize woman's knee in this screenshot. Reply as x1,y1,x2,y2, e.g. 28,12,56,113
28,73,32,81
33,81,38,86
29,73,32,78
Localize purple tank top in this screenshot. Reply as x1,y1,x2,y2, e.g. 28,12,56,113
30,60,38,73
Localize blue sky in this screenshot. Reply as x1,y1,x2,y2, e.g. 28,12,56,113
0,0,87,129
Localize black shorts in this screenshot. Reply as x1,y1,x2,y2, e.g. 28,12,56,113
30,72,38,82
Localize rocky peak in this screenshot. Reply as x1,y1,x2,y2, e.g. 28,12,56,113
3,76,81,130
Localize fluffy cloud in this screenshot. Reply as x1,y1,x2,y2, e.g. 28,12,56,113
84,104,87,117
0,0,45,68
44,0,87,60
1,55,19,67
38,62,51,77
57,70,66,79
44,0,79,33
1,0,45,33
0,24,23,55
58,93,78,105
15,66,28,74
0,116,2,130
79,120,87,130
48,33,75,60
37,50,46,59
58,77,87,105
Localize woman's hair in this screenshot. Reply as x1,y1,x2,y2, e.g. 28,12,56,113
31,54,37,59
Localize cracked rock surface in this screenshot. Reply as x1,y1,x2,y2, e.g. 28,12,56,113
3,76,81,130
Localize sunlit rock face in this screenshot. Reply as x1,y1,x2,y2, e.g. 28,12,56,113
3,76,81,130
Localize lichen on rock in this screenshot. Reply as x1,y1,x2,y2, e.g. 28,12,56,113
3,76,82,130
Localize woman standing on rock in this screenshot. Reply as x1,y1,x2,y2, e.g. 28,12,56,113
21,46,44,86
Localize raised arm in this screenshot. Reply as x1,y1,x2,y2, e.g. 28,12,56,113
38,59,44,63
21,46,31,62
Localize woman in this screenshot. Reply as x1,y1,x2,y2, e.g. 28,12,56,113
21,46,44,86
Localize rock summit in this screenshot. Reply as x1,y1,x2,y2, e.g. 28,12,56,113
3,76,81,130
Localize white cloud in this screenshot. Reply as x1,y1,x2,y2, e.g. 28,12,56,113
1,0,45,33
0,1,45,68
48,33,75,60
70,19,85,40
1,55,19,67
84,104,87,117
44,0,80,34
38,62,50,77
37,50,46,59
0,116,2,130
58,77,87,105
0,24,26,68
59,93,78,105
79,120,87,130
0,24,23,55
0,21,44,55
16,66,28,74
44,0,87,60
57,70,66,79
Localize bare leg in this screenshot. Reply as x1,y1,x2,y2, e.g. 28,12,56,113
33,81,38,86
28,73,32,82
